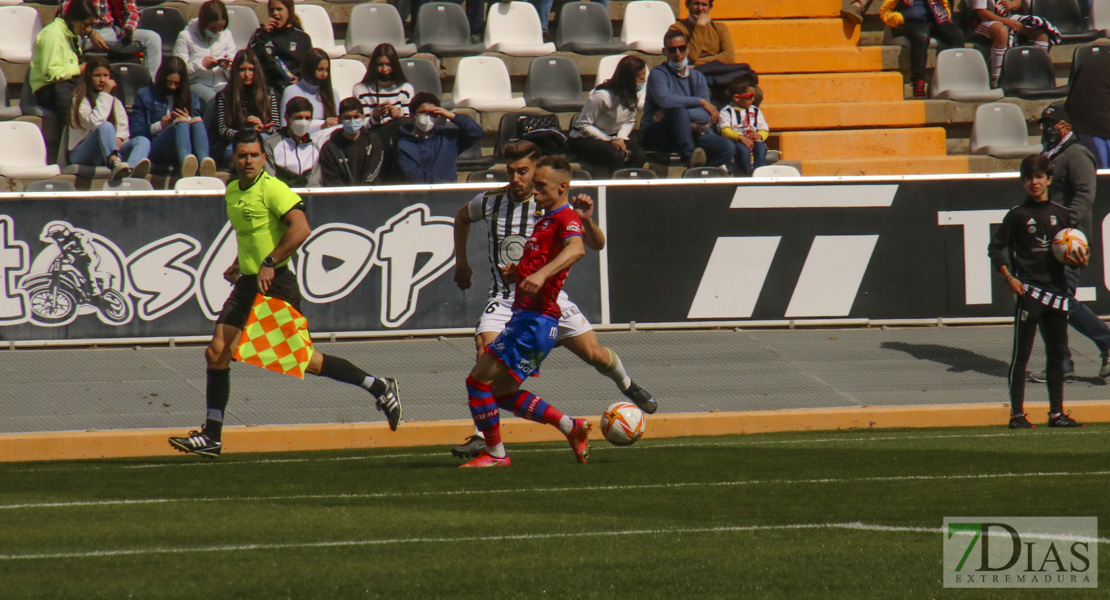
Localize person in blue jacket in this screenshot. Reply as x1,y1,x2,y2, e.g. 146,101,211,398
131,56,216,178
394,92,485,184
639,29,734,171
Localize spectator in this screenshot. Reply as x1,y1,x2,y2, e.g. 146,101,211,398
64,0,163,78
668,0,755,106
67,56,151,180
174,0,236,107
568,55,647,178
394,92,485,184
353,43,415,127
214,49,280,166
640,29,734,170
971,0,1059,87
718,80,768,177
30,0,98,120
263,96,321,187
250,0,311,91
131,56,216,178
317,97,386,187
279,48,339,133
842,0,865,24
1065,51,1110,169
880,0,964,97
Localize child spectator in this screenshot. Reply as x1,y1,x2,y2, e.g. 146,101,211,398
213,49,280,167
174,0,236,106
971,0,1059,87
131,57,216,178
317,97,386,187
880,0,964,97
394,92,485,184
263,96,322,187
249,0,312,91
30,0,97,120
279,48,339,133
568,55,647,178
987,154,1087,429
67,56,151,180
353,43,415,127
718,81,769,176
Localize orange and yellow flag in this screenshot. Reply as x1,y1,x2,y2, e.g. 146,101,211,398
233,294,315,378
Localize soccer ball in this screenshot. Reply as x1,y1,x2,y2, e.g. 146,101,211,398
1052,228,1089,266
600,402,646,446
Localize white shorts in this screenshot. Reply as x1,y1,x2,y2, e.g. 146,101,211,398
476,291,592,342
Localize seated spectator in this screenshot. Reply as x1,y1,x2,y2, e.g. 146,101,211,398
1066,50,1110,169
280,48,339,133
971,0,1060,87
264,96,321,187
880,0,964,97
568,55,647,178
174,0,236,106
394,92,485,184
64,0,162,78
354,43,415,127
250,0,312,91
317,97,386,187
669,0,755,104
67,56,151,180
131,57,216,178
640,30,734,170
30,0,97,120
718,80,768,177
214,49,280,166
842,0,865,24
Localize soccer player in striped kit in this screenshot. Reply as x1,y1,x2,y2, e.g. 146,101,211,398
451,141,657,459
988,154,1086,429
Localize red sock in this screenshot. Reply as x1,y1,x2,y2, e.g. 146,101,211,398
467,376,501,447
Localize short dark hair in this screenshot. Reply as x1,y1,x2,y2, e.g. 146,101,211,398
663,29,687,47
284,95,313,118
409,91,440,112
503,141,540,163
198,0,229,31
232,130,264,154
338,97,362,116
536,154,572,178
1020,154,1053,180
64,0,96,23
728,79,754,97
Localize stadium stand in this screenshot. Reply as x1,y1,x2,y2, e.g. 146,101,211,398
1069,42,1110,80
104,177,155,191
998,46,1070,99
139,6,187,55
466,168,509,183
24,179,76,192
556,2,628,54
173,175,226,190
523,56,586,112
483,1,556,56
612,167,657,179
930,48,1004,101
969,102,1045,158
345,3,416,57
619,0,674,54
295,4,346,59
1030,0,1100,43
682,166,728,178
414,2,484,57
1093,0,1110,36
451,56,526,111
753,164,802,177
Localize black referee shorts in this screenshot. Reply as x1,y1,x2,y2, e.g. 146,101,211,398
216,267,303,330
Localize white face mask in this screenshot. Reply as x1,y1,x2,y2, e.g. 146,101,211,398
289,118,312,138
205,29,220,41
414,114,435,133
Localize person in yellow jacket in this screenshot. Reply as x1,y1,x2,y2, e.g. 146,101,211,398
29,0,99,118
880,0,964,97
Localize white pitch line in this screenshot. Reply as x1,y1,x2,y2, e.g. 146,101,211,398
3,470,1109,511
1,522,1106,561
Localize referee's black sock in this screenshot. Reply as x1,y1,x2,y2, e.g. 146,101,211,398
205,368,231,441
317,354,387,397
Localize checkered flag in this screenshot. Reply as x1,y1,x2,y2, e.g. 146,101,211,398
233,294,315,379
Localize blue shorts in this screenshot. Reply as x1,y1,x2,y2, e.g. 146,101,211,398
485,310,559,382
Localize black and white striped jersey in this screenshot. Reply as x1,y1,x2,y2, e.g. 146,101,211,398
466,187,544,299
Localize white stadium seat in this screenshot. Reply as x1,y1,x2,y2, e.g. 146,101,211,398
0,6,42,63
969,103,1044,158
175,177,227,191
0,122,61,179
451,56,527,111
330,58,368,102
484,1,556,56
295,4,346,59
619,1,675,54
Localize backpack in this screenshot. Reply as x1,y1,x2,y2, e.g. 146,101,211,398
513,114,566,156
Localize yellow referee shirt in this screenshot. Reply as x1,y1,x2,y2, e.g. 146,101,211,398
226,172,303,275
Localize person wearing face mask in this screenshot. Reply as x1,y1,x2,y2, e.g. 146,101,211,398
393,92,485,184
264,96,322,187
279,48,340,134
174,0,237,107
1026,103,1109,384
668,0,755,106
132,57,217,178
317,98,386,187
568,56,648,179
249,0,312,91
353,43,415,127
640,29,734,171
30,0,99,124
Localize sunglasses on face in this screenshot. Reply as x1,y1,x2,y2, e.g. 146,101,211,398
664,45,688,54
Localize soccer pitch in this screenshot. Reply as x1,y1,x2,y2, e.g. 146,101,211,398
0,426,1106,599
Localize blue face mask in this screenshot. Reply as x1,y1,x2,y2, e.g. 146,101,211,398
667,57,689,71
342,117,364,135
636,81,646,93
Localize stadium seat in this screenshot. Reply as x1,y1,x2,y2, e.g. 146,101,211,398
330,58,367,102
0,0,24,6
467,168,509,183
882,24,937,49
174,176,226,190
930,48,1004,101
415,2,484,56
19,75,43,118
110,63,154,111
1069,43,1110,81
1092,0,1110,35
619,0,675,54
524,57,586,112
0,69,21,121
493,111,540,157
24,180,77,193
104,177,155,191
556,2,627,54
484,1,556,56
227,5,261,50
1031,0,1100,42
998,46,1069,99
0,122,61,179
457,138,496,170
595,54,646,109
0,6,42,63
57,128,113,179
612,167,657,179
451,57,527,111
295,4,345,59
571,168,592,181
346,3,417,57
401,57,444,98
969,102,1043,158
682,166,728,178
752,165,802,177
140,7,187,54
180,0,232,4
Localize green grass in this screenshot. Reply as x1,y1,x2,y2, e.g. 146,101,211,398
0,426,1107,599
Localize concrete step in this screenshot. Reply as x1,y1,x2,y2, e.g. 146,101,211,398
799,155,969,176
692,0,841,20
778,127,948,160
722,18,860,48
744,46,893,74
760,71,904,104
763,100,928,131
